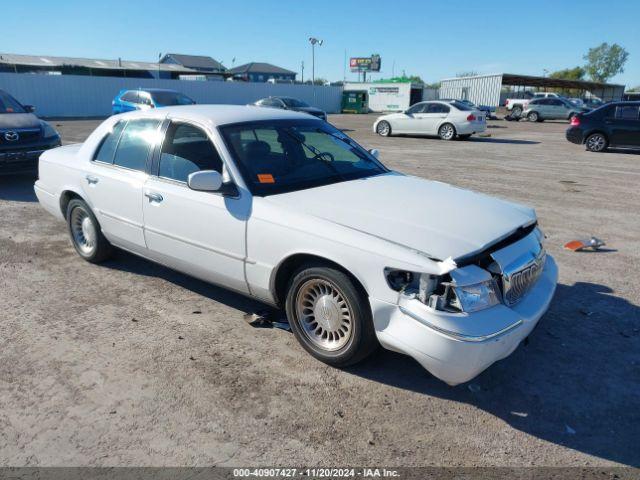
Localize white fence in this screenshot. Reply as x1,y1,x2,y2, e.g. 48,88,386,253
0,73,343,118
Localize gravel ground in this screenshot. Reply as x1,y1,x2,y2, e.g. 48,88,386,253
0,114,638,467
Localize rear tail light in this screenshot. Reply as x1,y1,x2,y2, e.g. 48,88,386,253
505,99,509,106
570,116,580,126
467,114,476,121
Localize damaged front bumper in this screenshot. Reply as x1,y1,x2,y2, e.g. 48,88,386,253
370,255,558,386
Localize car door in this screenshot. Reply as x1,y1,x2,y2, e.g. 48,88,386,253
548,99,567,119
142,120,250,293
607,104,640,146
419,103,450,134
84,118,162,252
393,102,427,134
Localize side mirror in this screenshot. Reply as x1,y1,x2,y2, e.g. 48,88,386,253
369,148,380,159
24,105,35,113
187,170,223,192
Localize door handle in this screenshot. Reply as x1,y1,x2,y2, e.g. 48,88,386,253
85,175,99,185
144,191,163,203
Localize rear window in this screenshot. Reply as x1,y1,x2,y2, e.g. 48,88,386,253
450,101,472,111
149,91,195,106
615,105,639,120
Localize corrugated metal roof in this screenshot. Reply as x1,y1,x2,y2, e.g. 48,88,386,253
228,62,296,75
440,72,624,89
161,53,226,71
0,53,198,72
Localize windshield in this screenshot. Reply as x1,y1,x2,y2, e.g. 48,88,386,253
0,91,26,114
281,98,310,108
220,119,388,195
149,91,195,106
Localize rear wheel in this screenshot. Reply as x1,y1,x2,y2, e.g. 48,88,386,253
376,120,391,137
285,265,378,367
585,132,608,152
66,199,112,263
527,111,539,122
511,106,523,117
438,123,456,141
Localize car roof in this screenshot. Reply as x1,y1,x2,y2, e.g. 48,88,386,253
113,104,316,127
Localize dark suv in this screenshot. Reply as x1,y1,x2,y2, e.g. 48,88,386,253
566,101,640,152
0,89,61,175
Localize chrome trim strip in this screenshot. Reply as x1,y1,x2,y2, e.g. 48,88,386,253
398,306,523,343
143,225,245,262
94,208,143,229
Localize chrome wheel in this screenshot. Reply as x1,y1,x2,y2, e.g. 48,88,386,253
439,123,455,140
377,121,390,136
586,134,606,152
295,279,352,351
70,206,97,255
512,106,522,117
528,112,539,122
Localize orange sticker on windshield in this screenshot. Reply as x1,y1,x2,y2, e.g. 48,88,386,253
257,174,275,184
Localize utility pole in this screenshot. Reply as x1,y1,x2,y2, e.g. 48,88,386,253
308,37,323,101
301,61,304,83
158,52,161,80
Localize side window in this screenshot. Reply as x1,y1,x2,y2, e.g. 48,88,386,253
94,121,127,164
615,105,640,120
406,103,425,114
159,123,223,182
551,99,563,106
426,103,449,113
113,119,161,171
121,91,138,103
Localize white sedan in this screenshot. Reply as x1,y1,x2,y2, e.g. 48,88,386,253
34,105,557,385
373,100,486,140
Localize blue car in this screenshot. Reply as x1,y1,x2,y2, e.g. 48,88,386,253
112,88,195,115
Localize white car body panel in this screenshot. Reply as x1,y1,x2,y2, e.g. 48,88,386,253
373,101,486,137
34,105,557,385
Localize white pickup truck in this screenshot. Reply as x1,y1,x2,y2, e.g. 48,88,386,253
505,92,561,117
34,105,558,385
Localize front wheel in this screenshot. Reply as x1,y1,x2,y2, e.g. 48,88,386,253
585,132,608,152
285,265,378,367
66,198,112,263
527,111,539,122
438,123,456,140
376,120,392,137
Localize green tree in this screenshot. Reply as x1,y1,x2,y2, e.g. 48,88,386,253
628,85,640,92
549,66,586,80
583,43,629,83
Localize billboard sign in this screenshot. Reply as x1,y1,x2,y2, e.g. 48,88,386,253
350,55,381,72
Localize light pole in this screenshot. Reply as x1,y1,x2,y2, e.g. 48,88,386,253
308,37,323,100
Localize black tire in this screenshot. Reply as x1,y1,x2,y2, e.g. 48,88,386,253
458,134,472,140
527,111,539,122
438,123,456,141
585,132,608,152
285,264,378,367
66,198,112,263
376,120,392,137
511,106,523,117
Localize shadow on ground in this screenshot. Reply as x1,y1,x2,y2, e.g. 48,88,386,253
102,246,640,466
0,174,37,202
468,137,540,145
348,281,640,467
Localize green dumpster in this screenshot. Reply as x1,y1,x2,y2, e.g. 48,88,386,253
341,90,368,113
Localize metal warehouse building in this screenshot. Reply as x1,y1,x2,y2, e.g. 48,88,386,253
439,73,626,108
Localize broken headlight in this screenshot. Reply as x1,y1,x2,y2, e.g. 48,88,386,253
386,265,502,313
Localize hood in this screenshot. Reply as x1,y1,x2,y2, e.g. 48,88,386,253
267,172,536,262
0,113,41,130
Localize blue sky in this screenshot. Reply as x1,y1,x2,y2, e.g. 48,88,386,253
2,0,638,86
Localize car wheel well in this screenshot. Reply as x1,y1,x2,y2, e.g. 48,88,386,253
273,254,367,307
60,190,84,217
584,130,608,143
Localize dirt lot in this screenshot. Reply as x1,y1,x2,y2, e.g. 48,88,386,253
1,114,639,467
